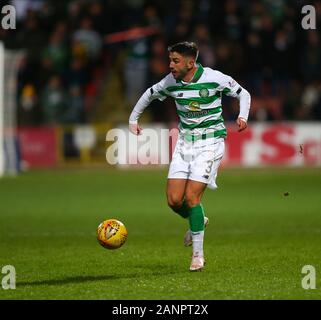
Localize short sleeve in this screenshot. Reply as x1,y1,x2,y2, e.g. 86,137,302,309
217,72,243,98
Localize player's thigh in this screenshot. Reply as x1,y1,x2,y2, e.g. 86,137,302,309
185,180,207,207
167,140,189,207
166,178,187,207
190,138,225,187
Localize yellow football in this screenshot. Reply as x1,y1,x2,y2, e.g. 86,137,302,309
97,219,128,249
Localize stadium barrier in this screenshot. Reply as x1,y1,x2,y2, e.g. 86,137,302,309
17,122,321,169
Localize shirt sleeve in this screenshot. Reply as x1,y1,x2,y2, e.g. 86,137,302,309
129,75,170,123
218,72,243,97
218,72,251,121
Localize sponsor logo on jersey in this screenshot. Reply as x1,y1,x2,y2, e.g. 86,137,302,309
177,93,183,97
199,88,209,98
188,101,200,111
184,109,211,118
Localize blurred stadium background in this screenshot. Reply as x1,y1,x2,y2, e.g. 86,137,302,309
0,0,320,172
0,0,321,300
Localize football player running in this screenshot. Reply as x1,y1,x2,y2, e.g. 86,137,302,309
129,42,250,271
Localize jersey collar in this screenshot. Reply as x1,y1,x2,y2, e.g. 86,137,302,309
177,63,204,84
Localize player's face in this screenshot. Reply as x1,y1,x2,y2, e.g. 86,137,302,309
169,52,194,80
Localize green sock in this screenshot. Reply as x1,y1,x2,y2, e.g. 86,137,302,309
188,204,205,232
173,200,189,218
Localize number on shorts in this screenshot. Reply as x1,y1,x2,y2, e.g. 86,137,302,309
205,160,214,174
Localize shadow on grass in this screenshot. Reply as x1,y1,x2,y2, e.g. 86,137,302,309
17,265,183,287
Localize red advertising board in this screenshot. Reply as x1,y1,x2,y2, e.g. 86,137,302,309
18,127,58,168
224,123,321,166
18,123,321,168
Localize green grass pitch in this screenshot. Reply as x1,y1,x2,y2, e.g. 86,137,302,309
0,167,321,300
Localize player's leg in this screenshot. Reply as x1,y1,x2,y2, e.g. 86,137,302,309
185,138,225,271
185,180,208,242
166,178,189,218
184,180,208,271
166,136,190,218
183,182,209,247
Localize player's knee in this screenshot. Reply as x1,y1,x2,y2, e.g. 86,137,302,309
167,194,184,210
185,193,201,208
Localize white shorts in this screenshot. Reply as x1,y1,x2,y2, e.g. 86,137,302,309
168,136,225,190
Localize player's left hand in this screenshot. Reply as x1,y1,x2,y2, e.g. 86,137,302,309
236,117,247,132
129,122,142,135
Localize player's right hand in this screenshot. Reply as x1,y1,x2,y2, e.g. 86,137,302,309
129,123,142,135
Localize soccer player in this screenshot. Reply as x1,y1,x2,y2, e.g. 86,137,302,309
129,42,251,271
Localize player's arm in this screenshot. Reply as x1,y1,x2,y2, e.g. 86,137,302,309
234,87,251,132
129,76,169,135
220,74,251,132
129,89,151,135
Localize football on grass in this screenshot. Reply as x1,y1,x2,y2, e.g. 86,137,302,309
97,219,128,249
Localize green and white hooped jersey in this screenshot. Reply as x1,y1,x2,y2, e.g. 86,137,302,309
149,64,244,138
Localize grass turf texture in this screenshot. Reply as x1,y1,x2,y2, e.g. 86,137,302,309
0,168,321,300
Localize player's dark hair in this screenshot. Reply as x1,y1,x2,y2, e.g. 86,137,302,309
168,42,199,60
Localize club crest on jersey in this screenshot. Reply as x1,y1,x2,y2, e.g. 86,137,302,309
199,88,209,98
188,101,200,111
